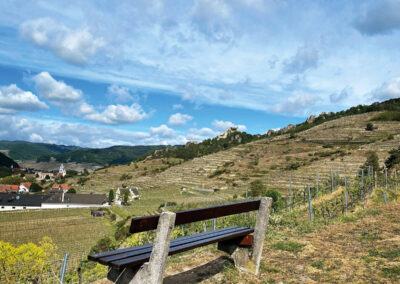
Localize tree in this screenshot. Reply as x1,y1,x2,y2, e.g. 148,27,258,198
0,175,23,185
45,175,50,180
249,179,265,197
366,122,374,131
385,147,400,170
67,188,76,193
30,183,43,193
362,151,380,173
108,189,115,202
122,190,130,205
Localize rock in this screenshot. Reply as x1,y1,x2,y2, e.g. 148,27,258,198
266,129,275,136
280,124,296,133
306,115,316,123
217,127,238,140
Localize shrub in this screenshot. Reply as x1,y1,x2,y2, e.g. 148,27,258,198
371,111,400,121
249,179,265,197
30,182,42,192
90,236,116,254
67,188,76,193
108,189,115,202
285,162,300,171
264,189,284,212
366,122,374,131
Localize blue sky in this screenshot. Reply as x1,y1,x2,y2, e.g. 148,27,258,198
0,0,399,147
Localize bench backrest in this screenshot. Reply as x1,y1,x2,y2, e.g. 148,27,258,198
130,200,261,233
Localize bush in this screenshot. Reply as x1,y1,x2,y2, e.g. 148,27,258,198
89,236,116,254
30,182,42,192
249,179,265,197
108,189,115,202
386,147,400,170
285,162,300,171
371,111,400,121
67,188,76,193
264,189,284,212
366,122,374,131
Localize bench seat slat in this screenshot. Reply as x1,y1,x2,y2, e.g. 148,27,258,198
110,227,254,268
88,226,239,262
130,200,260,233
98,227,245,264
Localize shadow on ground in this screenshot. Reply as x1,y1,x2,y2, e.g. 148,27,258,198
163,256,232,284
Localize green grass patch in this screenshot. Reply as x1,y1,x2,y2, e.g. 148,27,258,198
371,111,400,122
270,241,305,253
381,266,400,281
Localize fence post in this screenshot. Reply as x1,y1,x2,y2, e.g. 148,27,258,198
383,191,387,204
60,253,69,283
213,218,216,231
361,168,364,187
331,167,334,192
344,176,348,214
289,174,292,210
316,170,319,196
307,184,313,221
385,168,388,190
164,202,167,212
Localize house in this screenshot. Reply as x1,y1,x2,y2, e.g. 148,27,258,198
56,164,66,177
42,193,109,209
0,193,109,211
0,193,51,211
19,183,32,193
49,184,70,193
115,187,140,205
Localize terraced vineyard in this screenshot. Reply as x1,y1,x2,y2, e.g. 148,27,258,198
66,112,399,200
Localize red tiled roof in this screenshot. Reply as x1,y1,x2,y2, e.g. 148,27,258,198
52,184,59,189
20,183,32,189
11,185,19,191
60,184,70,190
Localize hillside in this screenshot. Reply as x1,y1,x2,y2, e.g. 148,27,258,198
0,152,19,178
36,145,167,166
0,140,80,160
69,110,400,196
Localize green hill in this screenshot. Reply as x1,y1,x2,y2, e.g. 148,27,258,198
0,152,19,178
36,145,167,166
0,141,80,160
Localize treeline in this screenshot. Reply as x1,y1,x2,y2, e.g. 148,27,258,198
0,152,19,178
137,130,258,161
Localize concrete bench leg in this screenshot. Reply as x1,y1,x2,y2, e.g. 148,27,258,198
108,211,176,284
218,197,272,275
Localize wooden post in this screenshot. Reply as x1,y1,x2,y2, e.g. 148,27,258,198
108,212,176,284
307,184,313,221
289,174,292,210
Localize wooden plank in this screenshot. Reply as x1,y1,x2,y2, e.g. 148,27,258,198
130,200,261,233
98,227,248,265
89,226,239,261
111,227,254,268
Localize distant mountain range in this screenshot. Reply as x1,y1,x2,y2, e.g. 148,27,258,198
0,141,166,166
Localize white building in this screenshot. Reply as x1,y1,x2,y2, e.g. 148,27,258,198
115,187,140,205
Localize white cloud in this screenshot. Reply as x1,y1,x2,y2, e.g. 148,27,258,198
32,71,94,116
32,72,82,103
270,94,320,116
84,103,148,125
283,46,319,74
168,113,193,126
186,127,218,141
354,0,400,35
0,115,185,148
20,17,104,65
0,84,48,114
370,77,400,101
108,84,136,103
212,120,246,132
172,104,183,109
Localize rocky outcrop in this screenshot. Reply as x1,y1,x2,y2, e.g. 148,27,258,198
217,127,238,140
306,115,316,123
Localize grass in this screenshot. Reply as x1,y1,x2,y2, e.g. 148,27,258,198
270,241,305,253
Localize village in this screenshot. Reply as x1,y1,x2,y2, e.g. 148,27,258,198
0,163,140,211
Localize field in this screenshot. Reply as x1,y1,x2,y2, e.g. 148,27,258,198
0,208,112,267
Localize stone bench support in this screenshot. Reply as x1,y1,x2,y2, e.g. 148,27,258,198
218,197,272,275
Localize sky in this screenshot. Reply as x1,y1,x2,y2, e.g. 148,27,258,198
0,0,400,147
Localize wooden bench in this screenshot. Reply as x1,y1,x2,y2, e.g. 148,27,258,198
88,197,272,284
